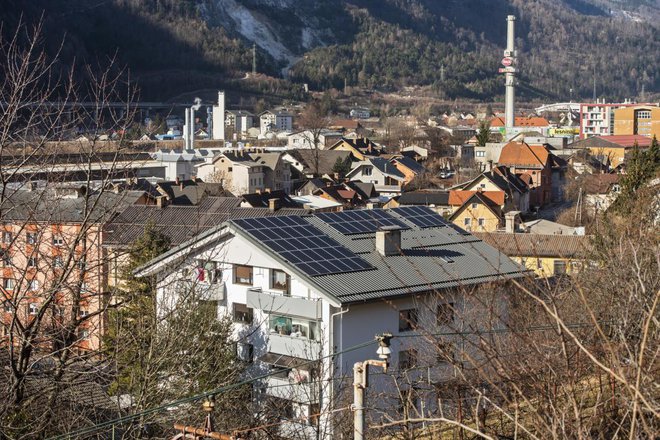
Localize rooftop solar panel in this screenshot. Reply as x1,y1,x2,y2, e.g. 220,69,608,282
231,216,374,276
316,209,410,235
392,206,449,228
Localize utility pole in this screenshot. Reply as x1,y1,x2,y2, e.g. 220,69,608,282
353,334,392,440
252,43,257,75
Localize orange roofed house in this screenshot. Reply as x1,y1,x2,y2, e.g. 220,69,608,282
448,190,505,232
497,142,566,207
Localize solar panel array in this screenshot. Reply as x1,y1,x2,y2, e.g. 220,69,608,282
316,209,409,235
231,216,373,276
393,206,449,228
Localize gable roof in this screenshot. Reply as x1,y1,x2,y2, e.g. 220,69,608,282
582,173,620,194
241,190,301,208
569,135,653,149
474,232,592,258
136,208,527,304
460,166,529,196
367,157,406,179
498,142,550,168
289,149,352,176
248,152,283,171
449,190,505,207
396,191,450,206
156,180,230,205
392,156,426,175
449,193,503,223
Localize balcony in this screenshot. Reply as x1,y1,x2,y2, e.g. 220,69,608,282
265,376,319,403
177,280,225,301
268,333,321,360
247,288,321,320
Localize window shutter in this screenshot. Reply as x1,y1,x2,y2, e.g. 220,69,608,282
235,265,252,279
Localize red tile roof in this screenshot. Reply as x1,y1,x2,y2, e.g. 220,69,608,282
490,116,550,127
595,135,653,148
498,142,550,168
449,190,505,206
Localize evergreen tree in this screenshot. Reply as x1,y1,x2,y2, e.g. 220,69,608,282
476,120,491,147
332,157,352,179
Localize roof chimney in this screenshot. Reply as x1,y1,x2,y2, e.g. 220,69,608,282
268,198,280,212
156,196,168,209
505,210,520,234
175,176,180,185
376,226,402,257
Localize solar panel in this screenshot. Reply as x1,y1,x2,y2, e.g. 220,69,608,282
316,210,410,235
231,216,374,276
393,206,449,228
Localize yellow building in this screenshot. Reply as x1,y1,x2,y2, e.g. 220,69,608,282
613,105,660,138
474,232,592,278
449,192,503,233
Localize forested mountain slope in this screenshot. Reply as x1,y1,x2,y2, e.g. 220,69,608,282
2,0,657,101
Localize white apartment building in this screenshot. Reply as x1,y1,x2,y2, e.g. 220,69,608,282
135,207,525,439
579,100,655,139
260,110,294,135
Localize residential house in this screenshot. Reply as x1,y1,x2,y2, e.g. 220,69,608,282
390,156,426,186
134,207,526,438
582,174,621,213
286,130,343,149
490,116,551,136
474,233,592,278
1,187,140,351
454,166,530,213
497,142,564,207
198,151,265,196
249,152,292,194
290,195,343,212
260,111,294,135
346,157,406,195
449,191,504,232
349,106,371,119
155,178,229,206
473,142,506,169
327,137,385,161
241,190,302,210
283,150,353,182
568,135,653,168
226,110,255,135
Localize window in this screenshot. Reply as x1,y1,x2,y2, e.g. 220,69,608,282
27,257,37,268
77,258,86,270
3,278,14,290
78,329,90,340
3,301,13,313
399,309,418,332
52,235,64,246
80,281,89,292
26,232,37,244
464,218,471,226
79,309,89,318
233,303,253,324
269,315,318,340
234,265,253,285
399,349,417,370
53,256,63,268
553,260,567,275
197,261,222,284
471,203,478,209
28,279,39,291
0,250,10,267
237,342,254,362
478,218,485,227
28,303,38,315
476,151,485,157
536,259,543,269
271,269,289,293
437,303,454,326
2,231,12,244
228,166,233,172
480,183,486,189
363,166,373,176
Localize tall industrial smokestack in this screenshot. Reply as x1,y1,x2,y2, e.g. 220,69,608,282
504,15,516,134
212,91,226,141
183,108,191,149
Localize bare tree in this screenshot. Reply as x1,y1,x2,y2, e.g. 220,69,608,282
299,101,331,177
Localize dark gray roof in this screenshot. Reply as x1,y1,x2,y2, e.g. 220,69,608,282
104,197,306,247
393,156,426,174
397,191,450,206
156,180,230,205
241,190,302,208
228,210,525,304
136,207,526,304
369,157,406,179
291,149,352,176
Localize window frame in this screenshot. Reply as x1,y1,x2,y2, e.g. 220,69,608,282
270,269,290,294
398,308,418,332
26,232,38,245
233,303,254,324
233,265,253,285
399,348,418,370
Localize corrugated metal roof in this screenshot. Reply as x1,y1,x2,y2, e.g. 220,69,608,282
473,232,592,258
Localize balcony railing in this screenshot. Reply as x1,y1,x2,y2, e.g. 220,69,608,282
247,288,321,320
268,333,321,360
265,376,319,403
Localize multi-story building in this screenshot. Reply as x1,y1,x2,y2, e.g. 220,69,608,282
259,111,294,135
613,105,660,138
135,207,525,439
579,101,659,139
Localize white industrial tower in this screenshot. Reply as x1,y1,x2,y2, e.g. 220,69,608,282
212,91,225,141
503,15,517,134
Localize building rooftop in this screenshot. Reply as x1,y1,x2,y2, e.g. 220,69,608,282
136,207,526,304
474,232,592,258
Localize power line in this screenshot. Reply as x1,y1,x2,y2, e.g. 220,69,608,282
49,321,610,439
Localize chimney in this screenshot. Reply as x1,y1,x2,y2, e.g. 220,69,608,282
505,210,520,234
265,188,271,193
376,226,402,257
488,160,493,171
156,196,168,209
268,198,280,212
175,177,180,185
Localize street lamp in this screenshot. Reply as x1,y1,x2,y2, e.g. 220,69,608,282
353,333,393,440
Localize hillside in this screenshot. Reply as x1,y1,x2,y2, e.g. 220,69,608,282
1,0,658,102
